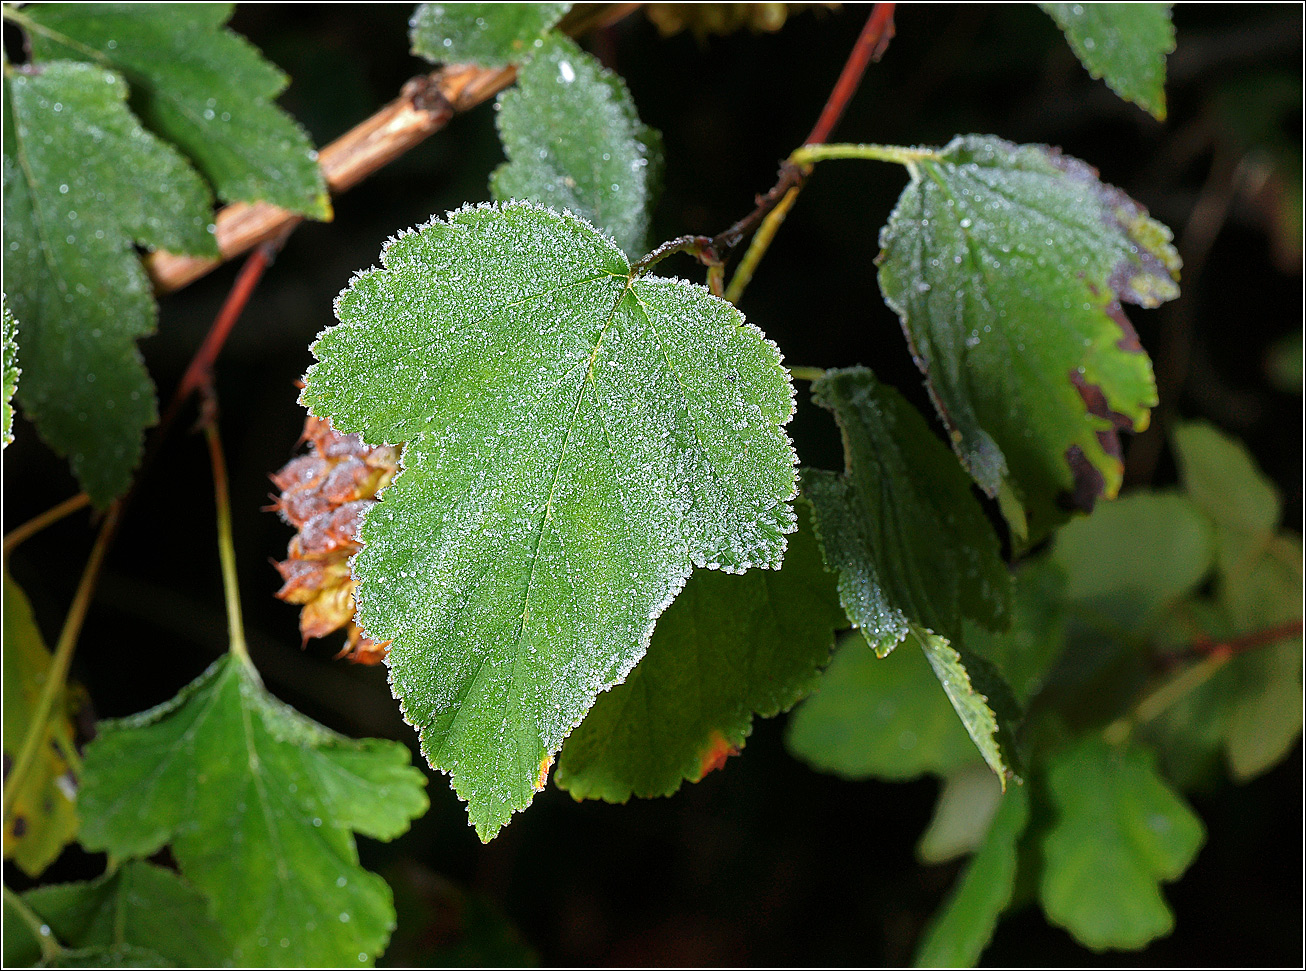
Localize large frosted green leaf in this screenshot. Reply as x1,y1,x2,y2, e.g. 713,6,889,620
3,571,79,878
786,633,977,781
492,34,660,256
410,3,571,67
914,784,1029,968
6,862,229,967
556,504,843,801
78,654,428,966
302,201,798,840
3,295,17,447
3,61,216,503
1040,3,1175,120
1039,738,1204,951
802,367,1016,780
878,135,1179,542
21,3,328,217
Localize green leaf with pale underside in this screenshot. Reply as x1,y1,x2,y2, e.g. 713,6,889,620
878,135,1179,542
3,61,216,504
802,367,1017,781
1041,3,1175,120
556,503,843,801
1039,738,1204,951
7,862,229,967
492,34,660,256
22,3,328,218
78,654,429,966
914,784,1029,967
410,3,571,67
303,201,798,840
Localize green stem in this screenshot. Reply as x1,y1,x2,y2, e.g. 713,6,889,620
787,366,828,382
790,143,940,168
724,183,804,305
203,422,251,667
3,493,91,558
3,505,118,824
1103,652,1228,745
3,884,63,961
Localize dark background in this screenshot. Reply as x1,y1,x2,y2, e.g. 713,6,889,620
4,3,1302,965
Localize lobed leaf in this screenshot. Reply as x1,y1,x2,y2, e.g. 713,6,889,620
802,367,1017,780
556,503,843,801
303,201,798,840
3,295,18,447
913,784,1029,968
1040,3,1175,120
78,654,429,967
410,3,571,67
7,862,229,967
1039,738,1204,951
3,572,79,878
492,34,661,256
22,2,328,217
786,632,978,781
877,135,1179,542
3,61,216,504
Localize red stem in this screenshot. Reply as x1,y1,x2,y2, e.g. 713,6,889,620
804,2,897,146
1193,619,1304,660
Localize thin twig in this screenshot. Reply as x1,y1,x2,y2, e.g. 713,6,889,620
146,4,643,295
804,2,897,146
2,504,119,825
3,492,90,558
1165,618,1303,665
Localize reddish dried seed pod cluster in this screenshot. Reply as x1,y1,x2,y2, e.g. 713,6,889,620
269,413,399,664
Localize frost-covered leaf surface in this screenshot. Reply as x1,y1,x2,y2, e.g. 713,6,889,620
22,3,328,217
1040,3,1175,120
303,201,797,840
2,61,216,504
1039,738,1204,951
7,862,229,967
410,2,571,67
786,633,977,781
3,295,18,447
556,504,842,801
878,135,1179,542
802,367,1016,779
914,784,1029,968
78,654,428,966
2,572,79,877
492,34,660,255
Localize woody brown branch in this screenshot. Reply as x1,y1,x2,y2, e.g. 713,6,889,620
146,3,642,295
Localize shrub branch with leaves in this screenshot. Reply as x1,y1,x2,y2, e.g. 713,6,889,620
2,2,1300,966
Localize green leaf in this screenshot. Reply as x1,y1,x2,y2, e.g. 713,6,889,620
786,633,978,781
21,3,328,217
877,135,1179,542
3,571,79,878
410,3,571,67
3,61,216,504
914,783,1029,967
78,654,428,966
1053,492,1214,630
1172,421,1281,579
3,294,18,447
1040,3,1175,120
303,201,797,841
555,503,843,801
14,862,230,967
802,367,1016,780
491,34,660,256
965,559,1068,706
917,762,1002,864
1039,738,1204,951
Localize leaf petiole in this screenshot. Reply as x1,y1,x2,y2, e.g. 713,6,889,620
789,142,942,169
3,883,64,961
202,420,253,670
